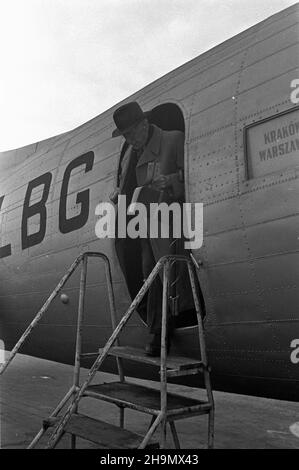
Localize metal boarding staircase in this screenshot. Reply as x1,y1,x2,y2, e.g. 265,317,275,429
0,251,215,449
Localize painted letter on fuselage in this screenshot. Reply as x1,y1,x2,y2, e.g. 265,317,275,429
0,196,12,258
59,152,94,234
21,173,52,250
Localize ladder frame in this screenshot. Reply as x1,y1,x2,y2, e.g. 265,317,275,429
44,253,214,450
1,250,214,449
0,252,123,448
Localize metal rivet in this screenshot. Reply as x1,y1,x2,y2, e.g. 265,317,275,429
60,294,69,304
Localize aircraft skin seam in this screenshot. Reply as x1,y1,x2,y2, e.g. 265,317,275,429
162,37,299,115
190,65,298,130
0,12,296,163
209,350,291,358
208,372,299,381
190,63,299,121
197,173,299,205
141,20,299,109
210,286,298,296
1,6,298,403
143,6,297,89
0,170,114,213
188,84,215,322
0,140,71,182
233,24,282,356
204,211,299,237
207,318,299,326
238,99,297,123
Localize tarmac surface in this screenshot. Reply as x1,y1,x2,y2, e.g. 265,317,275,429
0,352,299,449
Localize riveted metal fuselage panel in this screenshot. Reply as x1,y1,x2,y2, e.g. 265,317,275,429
0,4,298,400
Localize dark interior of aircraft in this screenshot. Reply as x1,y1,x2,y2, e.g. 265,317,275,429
115,102,203,328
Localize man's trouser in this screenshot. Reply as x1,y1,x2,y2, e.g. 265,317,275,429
140,238,166,334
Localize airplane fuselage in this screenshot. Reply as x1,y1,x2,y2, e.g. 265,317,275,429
0,4,299,401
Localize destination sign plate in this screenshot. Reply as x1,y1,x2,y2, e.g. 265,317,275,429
246,108,299,178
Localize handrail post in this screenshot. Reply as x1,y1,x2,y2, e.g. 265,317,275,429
187,260,214,448
27,385,77,449
103,257,124,382
45,258,166,449
73,254,88,389
103,255,125,427
71,254,88,449
25,251,120,449
6,251,214,450
0,254,83,375
160,259,170,449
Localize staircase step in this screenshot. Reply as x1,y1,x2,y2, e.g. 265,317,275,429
63,413,158,449
84,381,211,417
99,346,204,376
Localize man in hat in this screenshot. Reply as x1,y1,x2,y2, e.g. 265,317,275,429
111,101,188,356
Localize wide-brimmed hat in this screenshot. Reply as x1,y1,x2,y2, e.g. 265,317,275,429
112,102,148,138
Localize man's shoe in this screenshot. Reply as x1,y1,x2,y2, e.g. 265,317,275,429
145,328,173,357
145,331,161,357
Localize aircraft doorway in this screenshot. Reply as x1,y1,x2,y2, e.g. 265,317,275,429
115,102,201,329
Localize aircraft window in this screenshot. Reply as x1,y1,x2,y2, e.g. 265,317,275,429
245,107,299,179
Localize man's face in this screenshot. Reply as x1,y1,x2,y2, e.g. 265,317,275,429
122,119,149,150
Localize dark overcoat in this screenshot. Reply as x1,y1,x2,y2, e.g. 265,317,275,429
115,124,196,318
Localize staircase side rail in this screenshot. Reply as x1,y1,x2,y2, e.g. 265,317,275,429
45,255,166,448
26,251,118,449
0,254,84,375
45,254,205,449
0,251,117,376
